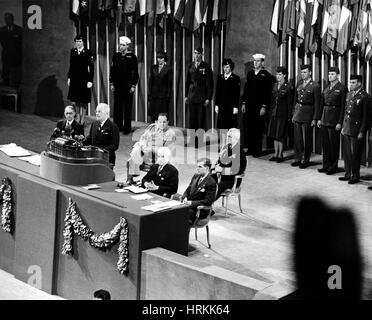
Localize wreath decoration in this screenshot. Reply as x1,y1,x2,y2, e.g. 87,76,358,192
0,177,13,233
62,198,129,275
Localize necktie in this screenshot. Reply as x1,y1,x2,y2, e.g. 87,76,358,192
157,165,163,175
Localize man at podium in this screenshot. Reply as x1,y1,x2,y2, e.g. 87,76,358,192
50,105,85,140
84,103,120,168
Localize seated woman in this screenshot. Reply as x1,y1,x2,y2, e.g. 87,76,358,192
50,105,85,140
141,147,178,198
211,128,247,200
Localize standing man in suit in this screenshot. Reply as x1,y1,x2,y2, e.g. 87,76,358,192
148,51,173,123
181,158,217,225
67,35,94,124
0,12,22,88
50,105,85,140
110,36,139,134
142,147,178,198
339,75,370,184
291,64,320,169
185,47,213,131
317,67,347,175
241,53,273,157
84,103,120,167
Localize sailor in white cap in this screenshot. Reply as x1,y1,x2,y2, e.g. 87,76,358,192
110,35,139,134
241,51,273,157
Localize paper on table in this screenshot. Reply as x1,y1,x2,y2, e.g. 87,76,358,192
131,194,154,200
141,200,182,212
83,184,101,190
17,154,41,166
124,185,148,194
0,143,17,148
0,146,31,157
115,189,129,193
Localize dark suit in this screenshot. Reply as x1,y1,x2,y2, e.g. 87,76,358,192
242,69,273,155
185,61,213,130
84,119,120,165
51,119,85,140
182,173,217,223
212,143,247,199
148,64,172,121
319,81,347,172
67,48,94,103
215,73,241,129
0,24,22,87
141,163,178,198
341,89,370,179
110,51,139,133
292,79,320,163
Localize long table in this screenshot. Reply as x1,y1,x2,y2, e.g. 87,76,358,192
0,151,189,299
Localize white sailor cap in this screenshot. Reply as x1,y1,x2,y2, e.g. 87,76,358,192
252,53,265,61
119,36,131,45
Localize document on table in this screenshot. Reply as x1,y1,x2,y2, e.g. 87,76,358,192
17,154,41,166
141,200,182,212
124,185,148,194
83,184,101,190
0,143,17,148
131,194,154,200
0,145,31,157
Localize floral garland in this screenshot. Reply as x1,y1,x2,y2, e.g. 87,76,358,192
0,177,13,233
62,198,129,275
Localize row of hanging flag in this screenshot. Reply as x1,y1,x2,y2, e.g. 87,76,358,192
71,0,228,32
270,0,372,61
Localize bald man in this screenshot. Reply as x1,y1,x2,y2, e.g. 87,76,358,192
50,105,84,140
141,146,179,198
84,103,120,167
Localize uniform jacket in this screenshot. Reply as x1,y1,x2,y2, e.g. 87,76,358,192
0,24,22,66
148,64,173,100
84,119,120,165
217,143,247,177
270,81,293,119
185,61,213,103
341,89,370,137
67,47,94,103
242,69,273,113
51,119,84,139
319,81,348,126
292,79,320,123
141,163,179,197
215,73,241,109
110,51,139,90
182,173,217,210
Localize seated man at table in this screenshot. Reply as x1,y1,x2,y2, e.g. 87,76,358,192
50,105,85,140
84,103,120,168
141,146,178,198
126,113,176,184
180,158,217,225
211,128,247,200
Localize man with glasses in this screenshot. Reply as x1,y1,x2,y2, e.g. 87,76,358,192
185,47,213,131
50,105,84,140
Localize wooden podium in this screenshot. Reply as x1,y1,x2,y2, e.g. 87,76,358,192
40,139,115,185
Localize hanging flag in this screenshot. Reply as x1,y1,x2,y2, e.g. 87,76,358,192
287,0,297,38
147,0,156,25
174,0,186,22
212,0,220,21
304,0,315,53
72,0,80,15
281,0,291,41
321,0,332,54
182,0,196,31
201,0,209,24
354,0,367,54
194,0,208,30
364,0,372,60
309,0,322,53
218,0,227,21
336,0,352,54
271,0,281,35
116,0,123,27
325,0,341,52
350,0,362,43
296,0,306,47
124,0,137,13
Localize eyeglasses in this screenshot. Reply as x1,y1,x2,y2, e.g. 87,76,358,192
65,112,73,115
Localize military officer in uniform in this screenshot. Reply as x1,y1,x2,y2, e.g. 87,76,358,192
241,53,273,157
291,64,320,169
317,67,347,175
67,35,94,124
339,75,370,184
110,36,139,134
185,47,213,131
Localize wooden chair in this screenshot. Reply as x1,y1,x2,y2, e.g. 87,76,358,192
221,173,245,216
0,85,19,112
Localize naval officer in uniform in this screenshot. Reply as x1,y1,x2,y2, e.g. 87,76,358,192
291,64,320,169
339,75,370,184
317,67,347,175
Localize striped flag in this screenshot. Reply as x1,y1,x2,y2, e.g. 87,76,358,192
72,0,80,15
336,0,352,54
354,0,367,54
181,0,196,30
296,0,306,46
271,0,281,35
365,0,372,60
194,0,208,30
326,0,341,51
321,0,332,54
174,0,185,22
